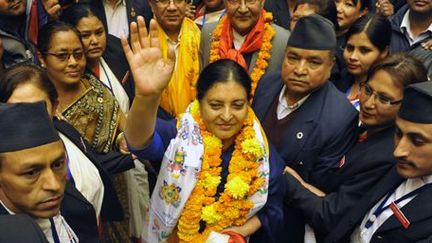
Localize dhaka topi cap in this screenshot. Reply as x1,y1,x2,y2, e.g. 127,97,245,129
287,14,337,51
0,102,60,153
398,81,432,124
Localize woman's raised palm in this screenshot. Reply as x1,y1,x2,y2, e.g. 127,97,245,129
121,17,175,96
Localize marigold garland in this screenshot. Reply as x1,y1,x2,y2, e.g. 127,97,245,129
176,101,265,242
209,13,275,102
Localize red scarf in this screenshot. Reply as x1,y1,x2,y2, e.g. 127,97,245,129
218,10,267,71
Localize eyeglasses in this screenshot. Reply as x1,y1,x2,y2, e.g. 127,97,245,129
45,51,85,62
360,83,402,106
226,0,261,6
153,0,188,6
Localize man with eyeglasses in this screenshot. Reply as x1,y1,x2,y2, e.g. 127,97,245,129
199,0,290,99
252,14,358,242
143,0,201,119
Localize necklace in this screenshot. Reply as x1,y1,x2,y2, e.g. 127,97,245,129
177,101,265,242
209,13,275,102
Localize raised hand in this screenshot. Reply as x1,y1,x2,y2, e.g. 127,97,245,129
121,17,175,97
376,0,394,17
41,0,61,19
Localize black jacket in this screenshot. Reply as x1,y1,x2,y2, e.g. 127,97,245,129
54,119,135,222
284,126,396,242
325,167,432,243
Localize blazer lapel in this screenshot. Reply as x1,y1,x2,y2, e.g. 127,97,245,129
249,51,258,73
252,73,284,120
349,168,403,229
279,83,328,160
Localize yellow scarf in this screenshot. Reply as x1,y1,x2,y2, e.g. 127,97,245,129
157,18,201,117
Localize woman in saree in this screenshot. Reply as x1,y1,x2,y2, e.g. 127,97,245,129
36,21,133,242
123,17,285,242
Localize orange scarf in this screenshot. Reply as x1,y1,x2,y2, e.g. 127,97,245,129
218,10,267,70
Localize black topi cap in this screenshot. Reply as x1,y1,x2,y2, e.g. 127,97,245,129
398,81,432,124
287,14,337,51
0,102,60,153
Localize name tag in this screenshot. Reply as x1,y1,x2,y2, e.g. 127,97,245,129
389,202,410,229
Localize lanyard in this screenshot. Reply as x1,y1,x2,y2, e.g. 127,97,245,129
65,153,75,185
364,182,432,229
49,217,78,243
49,218,61,243
100,60,114,94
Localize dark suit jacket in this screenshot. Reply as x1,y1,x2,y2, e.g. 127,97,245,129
101,34,136,102
61,182,100,243
0,181,100,243
0,214,48,243
54,119,135,222
325,167,432,243
252,72,358,189
89,0,152,32
285,126,397,241
264,0,291,30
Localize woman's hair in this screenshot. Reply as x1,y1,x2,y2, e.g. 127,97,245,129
294,0,339,30
37,21,82,56
346,13,391,52
60,4,98,27
366,53,428,88
0,63,58,104
350,0,370,10
196,59,252,101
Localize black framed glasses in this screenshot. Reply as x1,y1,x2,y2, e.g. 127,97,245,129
360,83,403,106
45,51,85,62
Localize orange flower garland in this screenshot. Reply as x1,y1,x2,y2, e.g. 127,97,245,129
177,101,265,242
209,13,275,101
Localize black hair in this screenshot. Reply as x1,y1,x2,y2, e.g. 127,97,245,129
294,0,340,31
0,63,58,104
346,13,391,52
197,59,252,101
37,21,82,57
367,53,428,88
350,0,370,10
60,4,98,26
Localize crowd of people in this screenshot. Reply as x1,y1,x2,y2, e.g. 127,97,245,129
0,0,431,242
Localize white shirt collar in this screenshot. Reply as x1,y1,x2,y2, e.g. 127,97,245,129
277,85,310,120
0,200,15,214
422,174,432,184
103,0,125,7
232,29,247,50
400,10,432,45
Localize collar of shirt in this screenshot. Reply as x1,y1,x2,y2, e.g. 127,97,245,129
400,10,432,45
103,0,125,8
162,30,182,65
232,28,247,50
277,85,310,120
422,174,432,185
0,200,15,214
